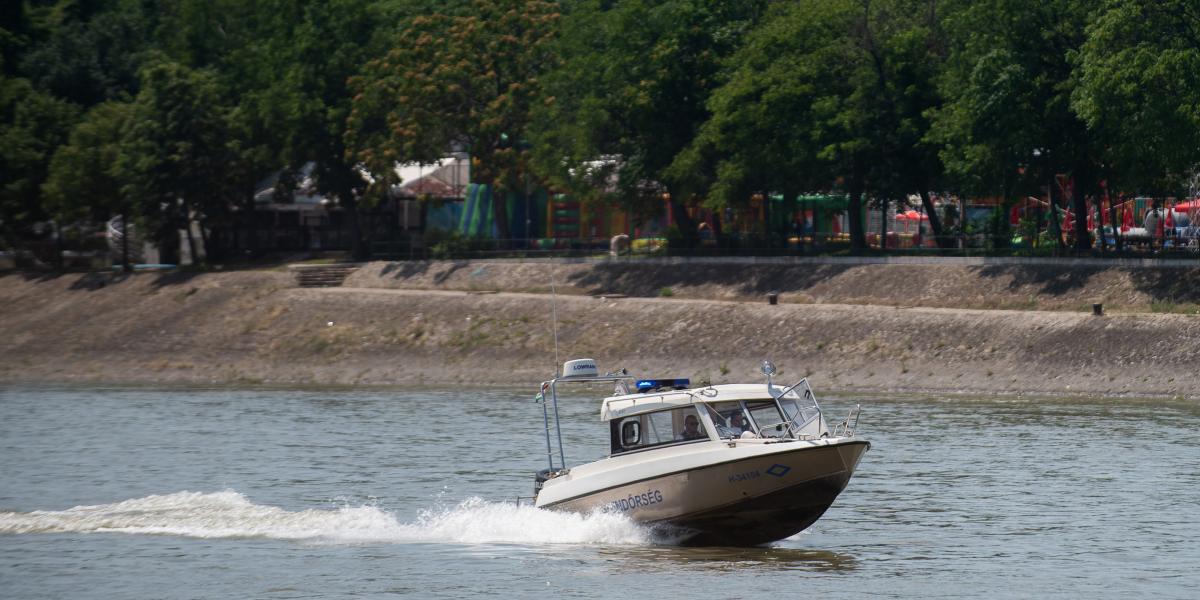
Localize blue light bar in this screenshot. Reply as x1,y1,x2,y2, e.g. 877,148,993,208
635,378,691,392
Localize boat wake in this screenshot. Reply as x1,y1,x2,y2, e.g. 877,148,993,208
0,490,651,546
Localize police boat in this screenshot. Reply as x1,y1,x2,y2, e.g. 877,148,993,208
531,359,869,546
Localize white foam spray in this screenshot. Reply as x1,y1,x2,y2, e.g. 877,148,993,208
0,491,651,546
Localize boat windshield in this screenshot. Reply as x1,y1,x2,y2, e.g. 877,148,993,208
777,381,825,438
706,386,825,440
743,400,793,438
708,401,757,438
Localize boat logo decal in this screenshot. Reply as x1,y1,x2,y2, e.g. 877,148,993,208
609,489,664,512
765,464,792,477
728,470,760,483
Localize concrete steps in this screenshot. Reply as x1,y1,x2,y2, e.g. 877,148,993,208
289,263,363,288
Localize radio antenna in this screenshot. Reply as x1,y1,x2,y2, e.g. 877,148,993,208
550,265,561,377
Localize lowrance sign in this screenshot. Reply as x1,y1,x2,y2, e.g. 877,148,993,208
562,358,598,377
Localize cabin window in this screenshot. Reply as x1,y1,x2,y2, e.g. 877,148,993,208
611,406,707,454
707,401,756,438
744,400,790,438
621,420,640,446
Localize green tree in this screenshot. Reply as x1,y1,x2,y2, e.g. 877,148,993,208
672,0,950,249
849,0,950,248
665,1,840,242
530,0,765,240
1,0,36,77
0,76,79,248
264,0,383,258
43,100,136,267
116,60,237,263
17,0,155,107
43,100,133,221
348,0,561,242
145,0,386,259
933,0,1101,251
1073,0,1200,198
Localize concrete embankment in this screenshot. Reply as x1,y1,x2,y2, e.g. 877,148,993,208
1,258,1197,398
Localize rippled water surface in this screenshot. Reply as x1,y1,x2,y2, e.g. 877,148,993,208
2,384,1198,598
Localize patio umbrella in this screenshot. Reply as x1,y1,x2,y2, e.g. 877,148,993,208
1165,207,1175,230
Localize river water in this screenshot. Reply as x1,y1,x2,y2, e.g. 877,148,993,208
1,384,1197,599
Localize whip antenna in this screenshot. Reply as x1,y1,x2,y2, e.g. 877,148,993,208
551,266,561,377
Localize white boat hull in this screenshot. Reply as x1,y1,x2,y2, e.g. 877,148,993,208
538,439,869,546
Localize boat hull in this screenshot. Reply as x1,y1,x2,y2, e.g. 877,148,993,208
542,439,869,546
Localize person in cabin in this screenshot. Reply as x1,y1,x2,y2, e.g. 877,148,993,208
678,415,706,440
729,412,751,435
717,411,756,438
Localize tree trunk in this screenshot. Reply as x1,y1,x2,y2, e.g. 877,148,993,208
997,176,1016,251
491,186,511,245
879,197,888,249
182,205,198,266
1047,185,1064,249
918,190,949,248
1072,172,1092,252
848,176,866,250
53,221,64,270
158,222,180,265
782,189,799,254
338,192,366,261
1110,193,1123,252
199,219,213,264
121,211,131,272
668,193,697,248
417,199,429,259
762,190,771,249
1094,193,1107,253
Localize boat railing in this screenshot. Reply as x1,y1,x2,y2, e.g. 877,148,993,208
832,404,863,437
538,372,634,474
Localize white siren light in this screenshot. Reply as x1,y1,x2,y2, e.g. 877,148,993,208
562,358,599,378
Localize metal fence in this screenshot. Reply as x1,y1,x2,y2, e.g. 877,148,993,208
5,229,1198,270
367,232,1200,262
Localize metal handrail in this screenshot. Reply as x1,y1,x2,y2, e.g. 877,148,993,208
833,405,862,437
539,373,635,473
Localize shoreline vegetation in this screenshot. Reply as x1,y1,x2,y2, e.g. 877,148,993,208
2,258,1198,399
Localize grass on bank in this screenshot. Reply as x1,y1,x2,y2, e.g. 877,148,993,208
1150,300,1200,315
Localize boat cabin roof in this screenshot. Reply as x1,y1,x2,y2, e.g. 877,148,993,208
599,383,781,421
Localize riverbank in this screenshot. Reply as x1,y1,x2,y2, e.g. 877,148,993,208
2,259,1198,398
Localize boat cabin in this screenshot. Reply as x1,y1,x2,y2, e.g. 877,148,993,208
535,359,842,478
601,382,830,456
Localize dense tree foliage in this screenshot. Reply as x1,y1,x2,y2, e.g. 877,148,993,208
531,0,766,237
1,75,79,246
934,0,1101,250
116,60,238,262
42,100,132,223
4,0,1200,256
1074,0,1200,197
674,0,948,247
348,0,560,240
